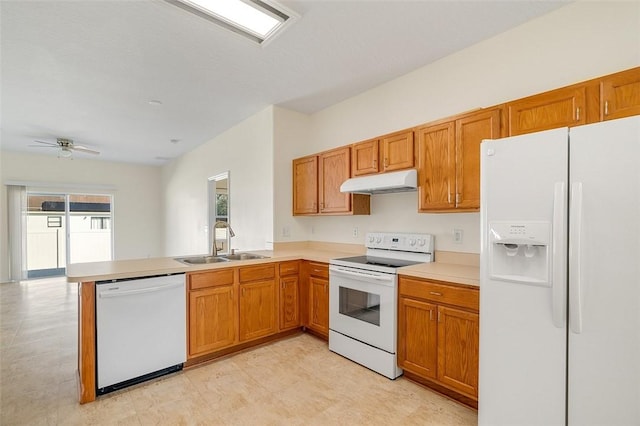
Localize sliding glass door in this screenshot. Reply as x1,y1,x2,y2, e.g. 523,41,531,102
26,192,113,278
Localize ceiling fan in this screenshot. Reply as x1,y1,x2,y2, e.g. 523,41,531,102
30,138,101,158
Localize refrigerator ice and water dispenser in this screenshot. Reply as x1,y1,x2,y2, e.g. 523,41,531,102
488,221,551,286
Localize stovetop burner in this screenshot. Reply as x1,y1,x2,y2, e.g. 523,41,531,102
333,255,423,269
329,232,434,274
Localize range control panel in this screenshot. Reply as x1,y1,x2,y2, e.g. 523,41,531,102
366,232,434,254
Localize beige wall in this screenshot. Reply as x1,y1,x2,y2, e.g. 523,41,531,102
161,106,274,257
0,151,163,282
273,1,640,254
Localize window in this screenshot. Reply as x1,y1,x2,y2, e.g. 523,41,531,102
91,217,110,230
47,216,62,228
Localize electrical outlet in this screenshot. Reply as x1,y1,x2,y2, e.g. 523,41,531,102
453,228,463,244
310,226,315,235
282,226,290,237
352,227,358,238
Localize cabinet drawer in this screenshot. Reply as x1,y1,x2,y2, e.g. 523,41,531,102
189,269,234,291
279,261,299,276
399,277,479,311
307,262,328,279
239,264,275,283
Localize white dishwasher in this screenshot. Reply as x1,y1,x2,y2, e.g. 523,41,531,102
96,273,186,394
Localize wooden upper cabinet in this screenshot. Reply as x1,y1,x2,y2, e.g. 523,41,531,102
601,67,640,120
507,85,586,136
455,109,501,210
418,108,500,212
417,122,455,210
352,138,379,176
292,155,318,215
293,148,369,216
380,130,414,172
318,147,351,214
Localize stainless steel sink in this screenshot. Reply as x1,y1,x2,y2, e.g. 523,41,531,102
175,252,268,265
222,253,269,261
175,256,230,265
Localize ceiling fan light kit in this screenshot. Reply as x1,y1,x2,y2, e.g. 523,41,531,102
58,147,74,159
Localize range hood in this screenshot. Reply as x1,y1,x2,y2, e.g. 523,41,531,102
340,169,418,194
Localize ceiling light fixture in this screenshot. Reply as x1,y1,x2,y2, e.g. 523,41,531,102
164,0,296,44
58,147,73,159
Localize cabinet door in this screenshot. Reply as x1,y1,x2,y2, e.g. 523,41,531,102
507,86,586,136
293,155,318,215
455,109,501,210
352,139,379,176
437,306,479,397
239,280,277,342
601,67,640,120
398,296,438,379
380,130,414,172
417,122,455,211
189,285,236,356
308,277,329,336
318,147,351,213
279,275,299,330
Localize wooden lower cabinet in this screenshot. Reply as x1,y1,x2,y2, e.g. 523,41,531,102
308,276,329,336
188,262,299,361
398,276,479,401
238,265,277,342
302,261,329,338
239,279,277,341
188,274,237,357
398,297,438,379
436,306,479,397
279,261,300,331
280,276,299,330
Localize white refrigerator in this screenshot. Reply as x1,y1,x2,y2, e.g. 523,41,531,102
479,116,640,426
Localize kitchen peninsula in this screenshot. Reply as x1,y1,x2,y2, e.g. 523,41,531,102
67,243,479,405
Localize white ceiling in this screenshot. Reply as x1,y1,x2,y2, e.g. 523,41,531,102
1,0,569,165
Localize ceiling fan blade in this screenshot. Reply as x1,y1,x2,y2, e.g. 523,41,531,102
71,145,100,155
28,144,57,148
33,140,58,146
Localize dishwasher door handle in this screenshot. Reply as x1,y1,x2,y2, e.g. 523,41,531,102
98,281,184,298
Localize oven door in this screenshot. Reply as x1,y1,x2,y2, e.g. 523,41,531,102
329,264,397,353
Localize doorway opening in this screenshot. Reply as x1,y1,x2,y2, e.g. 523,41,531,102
26,192,113,278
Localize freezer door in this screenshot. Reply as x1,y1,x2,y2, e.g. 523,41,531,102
479,128,568,426
567,116,640,425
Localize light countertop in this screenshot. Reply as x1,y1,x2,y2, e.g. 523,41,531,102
66,245,479,287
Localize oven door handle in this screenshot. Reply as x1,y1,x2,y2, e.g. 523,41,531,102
330,266,394,285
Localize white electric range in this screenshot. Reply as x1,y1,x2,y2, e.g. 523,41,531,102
329,232,434,379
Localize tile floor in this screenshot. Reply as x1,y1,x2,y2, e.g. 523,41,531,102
1,277,477,425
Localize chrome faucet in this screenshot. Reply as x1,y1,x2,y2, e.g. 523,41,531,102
212,221,235,256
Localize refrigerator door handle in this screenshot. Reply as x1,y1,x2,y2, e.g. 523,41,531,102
569,182,584,334
552,182,566,328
